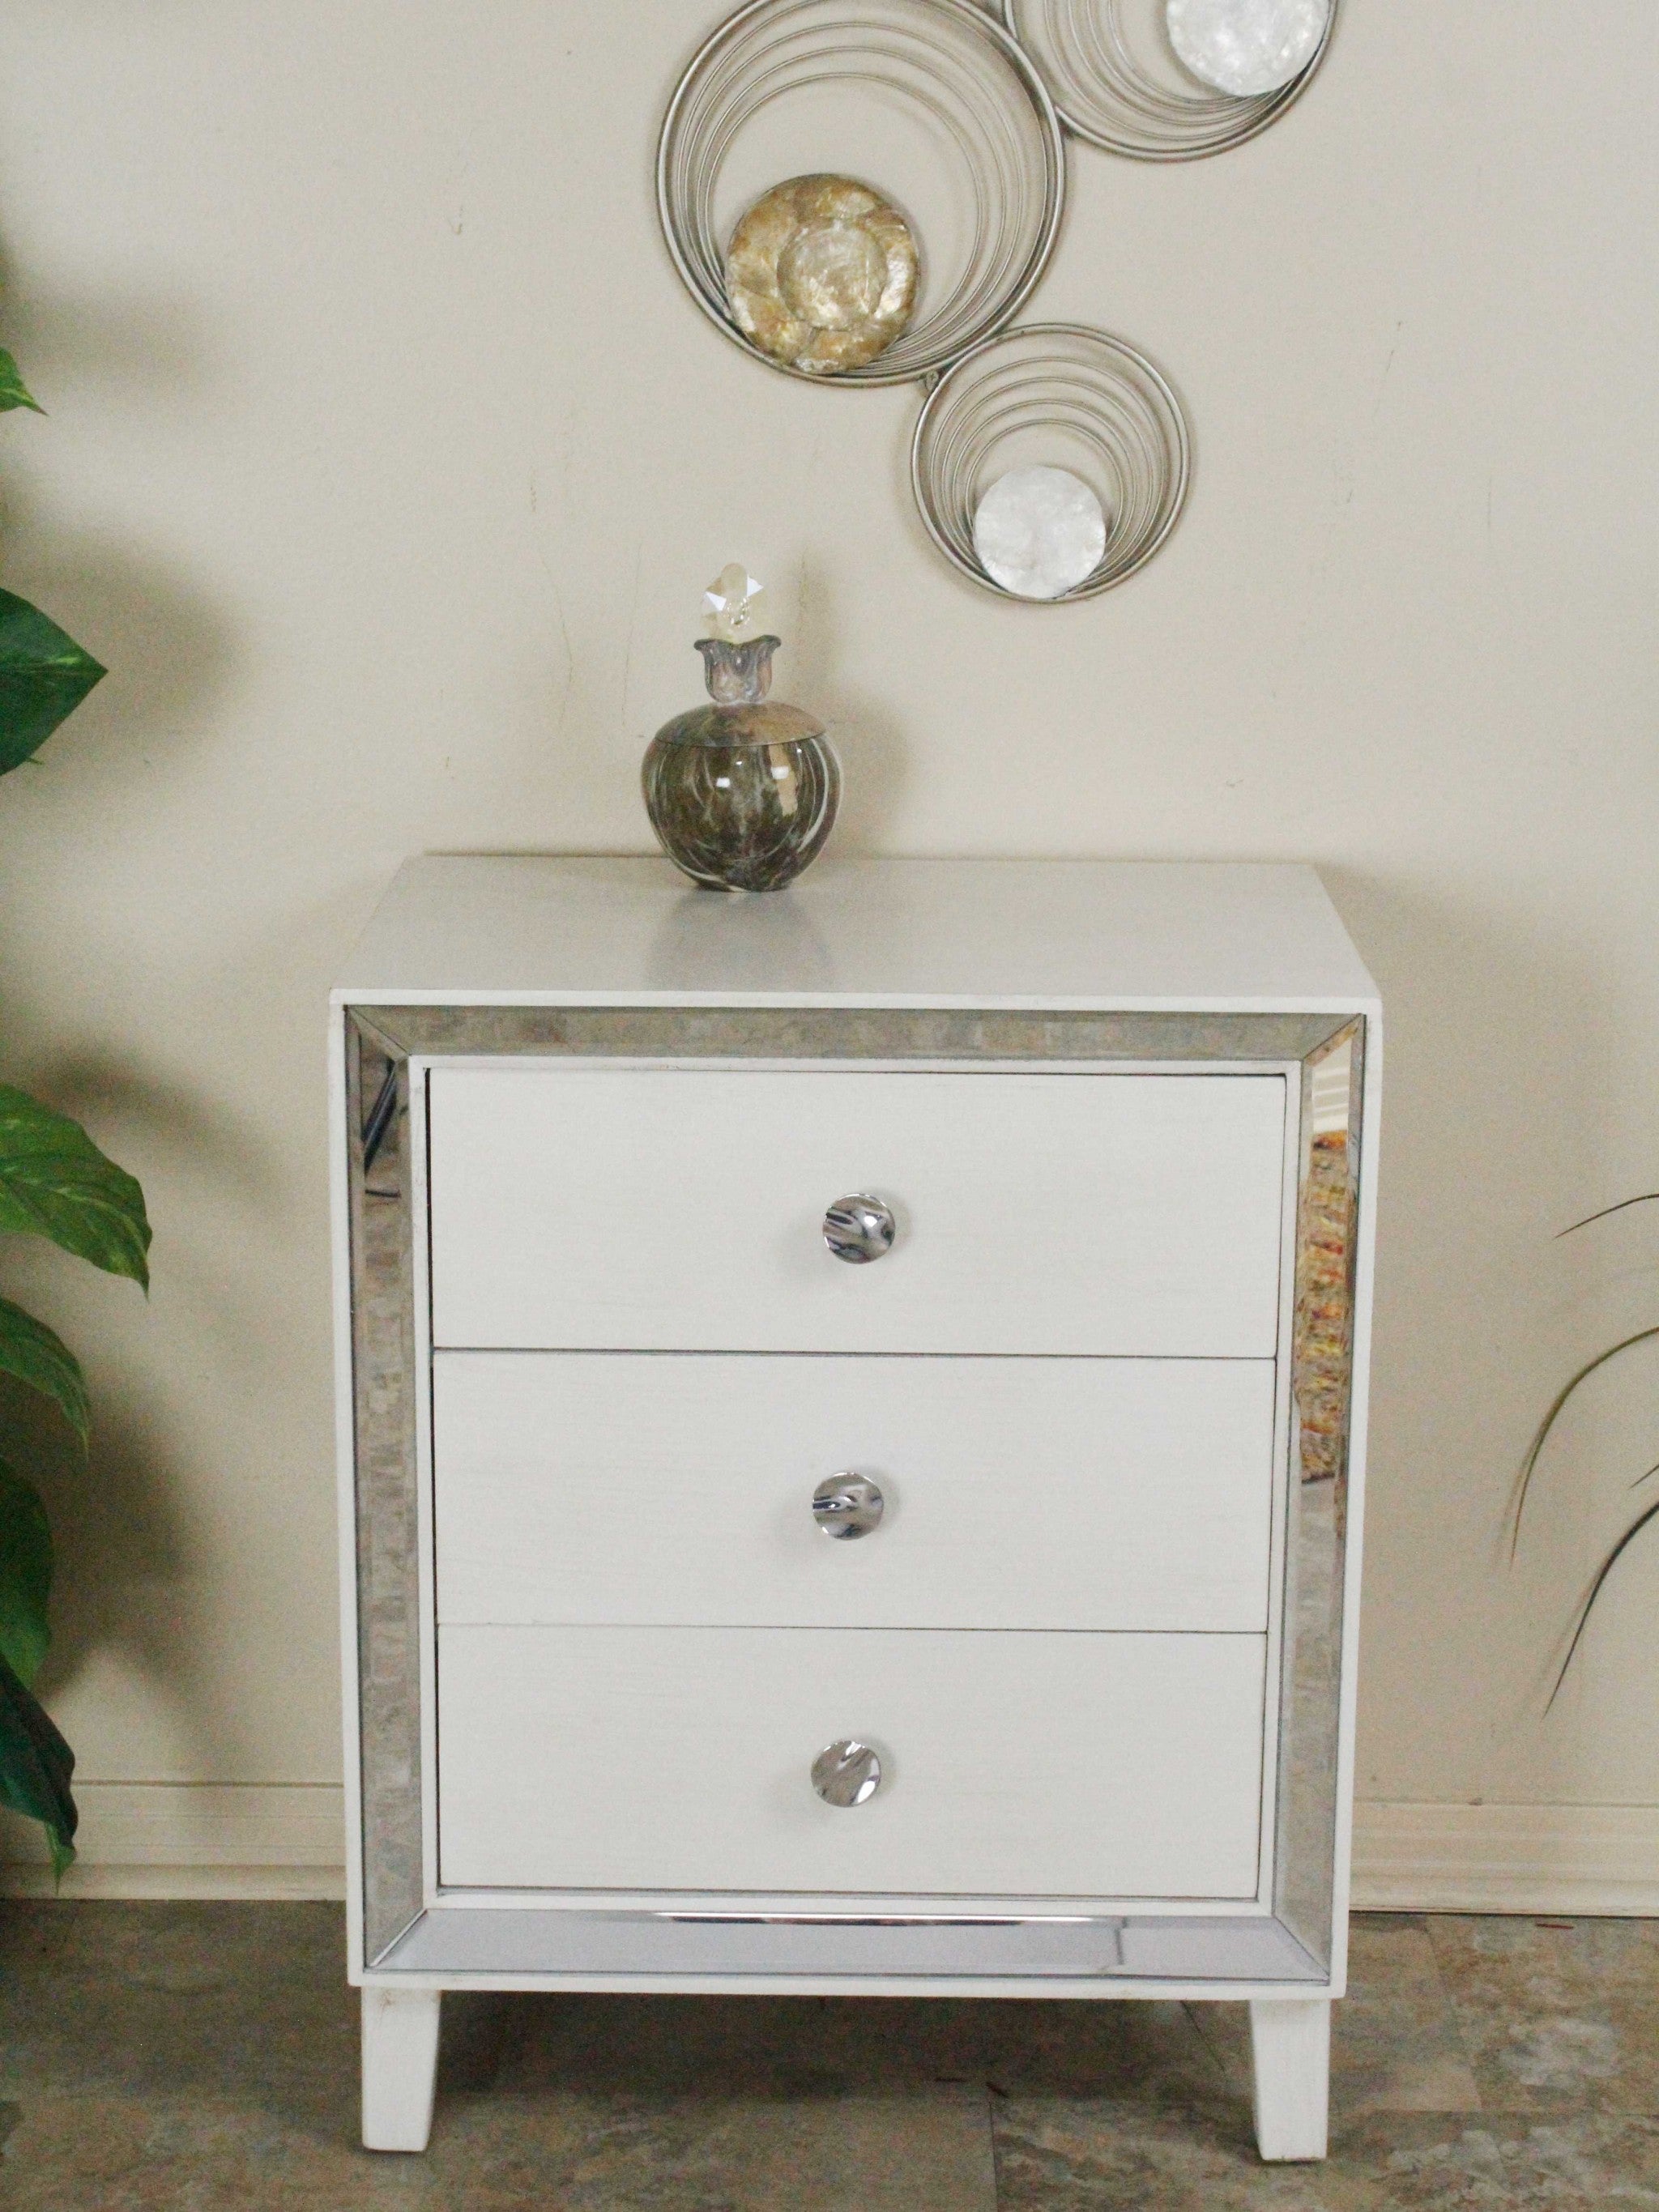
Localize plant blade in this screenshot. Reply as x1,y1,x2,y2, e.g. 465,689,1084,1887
0,1298,88,1444
0,1643,75,1875
1558,1192,1659,1238
0,1460,52,1686
1549,1494,1659,1707
1507,1327,1659,1559
0,349,42,416
0,588,104,774
0,1086,150,1286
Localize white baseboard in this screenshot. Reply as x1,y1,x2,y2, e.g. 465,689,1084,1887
0,1783,346,1901
5,1788,1657,1915
1353,1801,1659,1916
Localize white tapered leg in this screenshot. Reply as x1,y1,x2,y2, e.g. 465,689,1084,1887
1248,1997,1330,2162
361,1987,441,2151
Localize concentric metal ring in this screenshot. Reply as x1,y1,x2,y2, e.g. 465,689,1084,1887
1002,0,1337,160
658,0,1068,386
911,322,1190,599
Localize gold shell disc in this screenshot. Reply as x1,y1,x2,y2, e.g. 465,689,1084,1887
724,174,919,376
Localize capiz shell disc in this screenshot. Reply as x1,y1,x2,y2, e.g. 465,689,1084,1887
725,174,919,376
972,465,1108,599
1165,0,1329,96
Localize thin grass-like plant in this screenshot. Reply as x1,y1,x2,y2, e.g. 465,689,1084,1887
1510,1194,1659,1703
1547,1495,1659,1710
1555,1194,1659,1238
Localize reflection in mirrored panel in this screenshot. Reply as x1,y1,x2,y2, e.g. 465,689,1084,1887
348,1016,426,1961
1274,1020,1365,1968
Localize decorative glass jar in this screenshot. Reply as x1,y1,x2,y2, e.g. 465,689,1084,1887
642,633,840,893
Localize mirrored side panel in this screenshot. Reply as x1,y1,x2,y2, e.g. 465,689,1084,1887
346,1012,425,1961
1274,1020,1366,1967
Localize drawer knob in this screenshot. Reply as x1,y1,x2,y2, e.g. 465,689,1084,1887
823,1193,895,1264
811,1740,882,1808
812,1473,885,1540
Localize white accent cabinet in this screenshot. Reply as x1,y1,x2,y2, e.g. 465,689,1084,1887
331,856,1380,2159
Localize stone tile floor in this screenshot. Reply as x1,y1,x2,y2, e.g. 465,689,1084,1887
2,1906,1659,2206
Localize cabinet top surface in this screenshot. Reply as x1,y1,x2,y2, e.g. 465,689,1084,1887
334,855,1380,1013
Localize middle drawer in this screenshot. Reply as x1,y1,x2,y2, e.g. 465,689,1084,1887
433,1352,1277,1633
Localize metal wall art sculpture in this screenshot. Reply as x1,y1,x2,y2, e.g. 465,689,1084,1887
913,324,1190,601
657,0,1337,600
659,0,1065,388
1005,0,1336,160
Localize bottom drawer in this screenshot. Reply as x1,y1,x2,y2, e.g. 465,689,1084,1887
437,1627,1268,1900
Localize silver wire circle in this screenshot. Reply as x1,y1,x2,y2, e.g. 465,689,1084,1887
911,322,1190,599
1001,0,1337,160
658,0,1068,386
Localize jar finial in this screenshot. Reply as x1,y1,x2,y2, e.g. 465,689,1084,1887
698,563,778,705
702,561,766,642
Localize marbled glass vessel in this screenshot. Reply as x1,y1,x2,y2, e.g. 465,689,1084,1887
643,633,840,893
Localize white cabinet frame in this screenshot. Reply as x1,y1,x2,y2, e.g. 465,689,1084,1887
329,859,1381,2158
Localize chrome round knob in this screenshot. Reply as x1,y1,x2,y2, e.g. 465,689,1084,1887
812,1473,885,1540
823,1194,895,1264
811,1740,882,1807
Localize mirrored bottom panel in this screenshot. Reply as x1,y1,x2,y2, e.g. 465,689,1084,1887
380,1907,1328,1983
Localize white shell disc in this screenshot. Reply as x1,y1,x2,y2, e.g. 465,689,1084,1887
972,466,1108,600
1165,0,1329,97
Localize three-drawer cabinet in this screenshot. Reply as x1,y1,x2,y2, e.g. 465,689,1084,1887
332,856,1380,2161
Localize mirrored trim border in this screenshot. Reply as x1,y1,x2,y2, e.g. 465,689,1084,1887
341,1003,1369,1981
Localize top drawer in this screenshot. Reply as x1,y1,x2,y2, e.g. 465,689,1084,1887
426,1065,1287,1357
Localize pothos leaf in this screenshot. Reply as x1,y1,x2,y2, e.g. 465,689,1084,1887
0,349,43,415
0,1642,75,1877
0,588,105,774
0,1298,88,1444
0,1460,52,1687
0,1086,150,1286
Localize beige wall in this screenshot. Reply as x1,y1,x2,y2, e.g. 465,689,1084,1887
0,2,1653,1891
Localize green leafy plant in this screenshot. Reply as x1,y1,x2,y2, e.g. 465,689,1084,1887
1509,1194,1659,1703
0,336,149,1877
